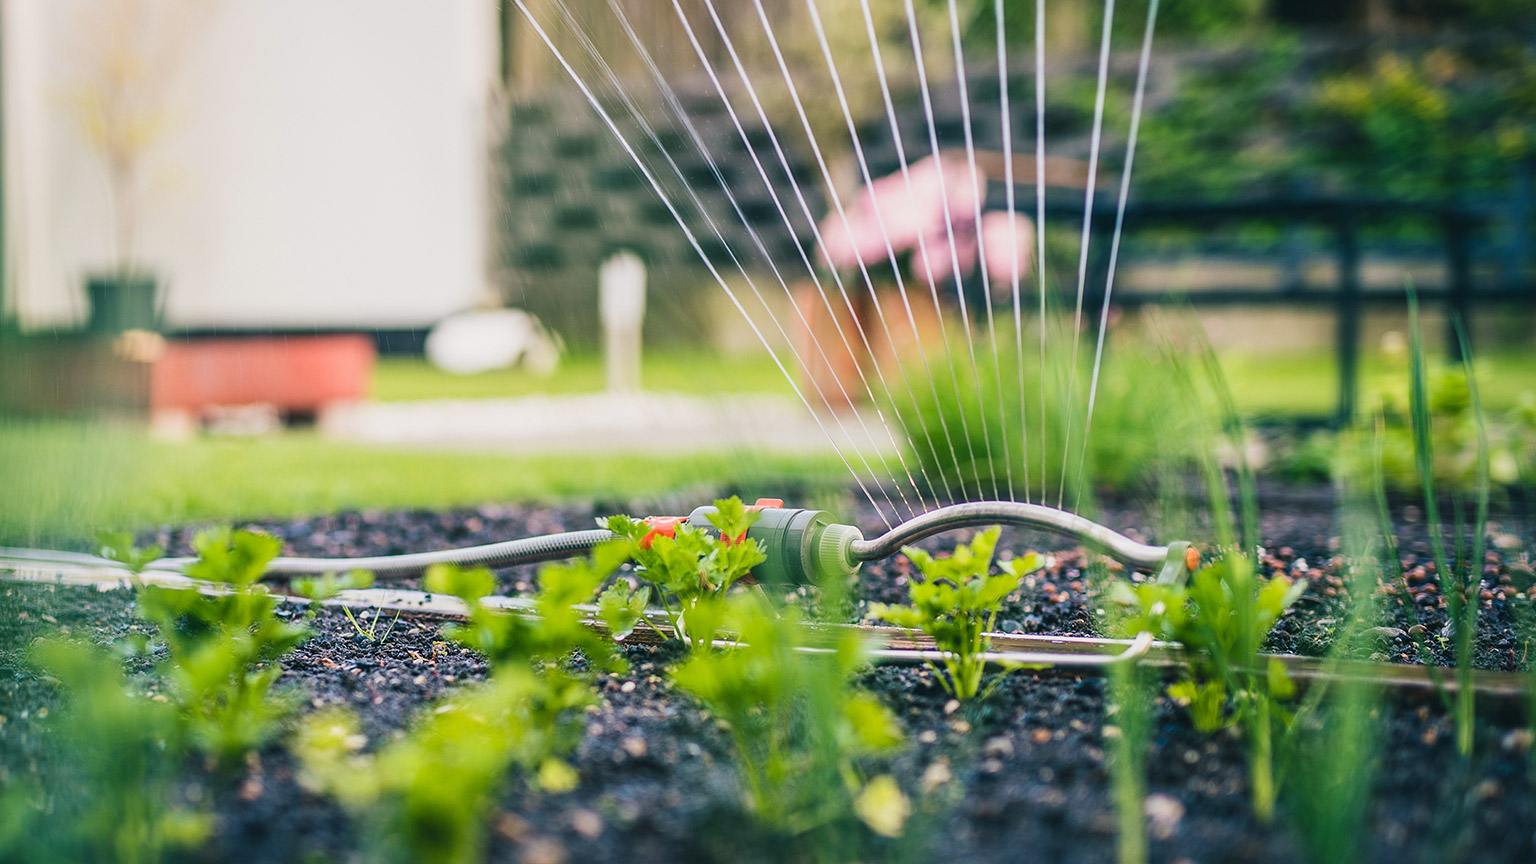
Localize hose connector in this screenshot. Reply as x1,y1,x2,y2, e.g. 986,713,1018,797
683,499,863,588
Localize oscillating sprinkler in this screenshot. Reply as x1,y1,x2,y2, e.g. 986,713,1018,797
121,496,1196,589
0,497,1193,669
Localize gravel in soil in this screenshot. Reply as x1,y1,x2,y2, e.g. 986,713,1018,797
2,484,1531,861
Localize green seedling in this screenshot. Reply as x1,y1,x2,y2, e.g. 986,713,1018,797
298,553,626,864
136,526,308,765
596,579,651,641
296,665,588,864
424,548,626,675
672,594,906,848
869,528,1040,701
424,554,626,777
1,639,209,864
1113,551,1304,822
292,569,399,644
606,496,767,650
95,529,163,576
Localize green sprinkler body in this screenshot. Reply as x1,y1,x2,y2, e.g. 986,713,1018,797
676,498,864,588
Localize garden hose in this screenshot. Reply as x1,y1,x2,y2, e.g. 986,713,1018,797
3,497,1194,585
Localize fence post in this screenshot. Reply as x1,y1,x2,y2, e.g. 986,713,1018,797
1335,212,1361,426
1445,210,1473,363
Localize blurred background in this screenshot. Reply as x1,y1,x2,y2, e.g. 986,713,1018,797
2,0,1533,545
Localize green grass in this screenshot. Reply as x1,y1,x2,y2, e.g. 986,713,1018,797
1220,348,1536,418
0,422,847,546
384,346,1536,420
371,351,792,402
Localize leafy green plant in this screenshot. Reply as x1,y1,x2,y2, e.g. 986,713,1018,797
95,529,163,575
296,668,584,864
869,528,1039,701
1112,552,1304,821
423,555,628,780
135,526,308,765
424,553,625,676
605,496,767,650
297,555,625,864
672,594,905,848
0,639,208,864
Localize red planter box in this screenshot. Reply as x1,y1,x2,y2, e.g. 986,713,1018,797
0,334,374,424
150,335,374,414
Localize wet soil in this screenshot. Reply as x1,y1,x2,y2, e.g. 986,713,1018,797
2,483,1533,863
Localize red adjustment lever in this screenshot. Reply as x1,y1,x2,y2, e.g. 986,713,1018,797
638,516,686,550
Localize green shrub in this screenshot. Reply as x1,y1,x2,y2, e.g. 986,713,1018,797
889,331,1198,500
1342,360,1534,493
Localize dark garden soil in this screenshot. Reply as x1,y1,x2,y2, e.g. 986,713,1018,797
3,482,1534,863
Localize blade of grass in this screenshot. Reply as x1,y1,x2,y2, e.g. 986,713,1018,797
1407,289,1470,755
1452,314,1488,758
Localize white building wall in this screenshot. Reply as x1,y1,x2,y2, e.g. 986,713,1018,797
2,0,498,329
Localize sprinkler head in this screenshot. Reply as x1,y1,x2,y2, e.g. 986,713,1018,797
683,498,863,588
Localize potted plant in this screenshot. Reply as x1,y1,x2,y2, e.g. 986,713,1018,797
71,0,204,335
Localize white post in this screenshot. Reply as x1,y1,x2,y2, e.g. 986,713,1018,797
599,250,646,394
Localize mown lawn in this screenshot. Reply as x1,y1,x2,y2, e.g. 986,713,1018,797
371,351,791,401
0,422,847,547
378,347,1536,419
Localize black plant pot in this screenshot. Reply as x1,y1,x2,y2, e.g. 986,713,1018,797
86,273,160,335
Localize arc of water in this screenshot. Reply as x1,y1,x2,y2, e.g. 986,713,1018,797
548,0,903,524
511,0,897,527
995,0,1031,504
800,0,967,507
1057,0,1117,507
1035,0,1048,502
944,0,1015,502
669,0,922,520
855,0,979,501
1077,0,1161,510
900,0,996,500
742,0,939,511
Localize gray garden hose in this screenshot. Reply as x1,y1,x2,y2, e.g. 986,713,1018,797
849,500,1170,572
146,528,619,579
1,501,1188,583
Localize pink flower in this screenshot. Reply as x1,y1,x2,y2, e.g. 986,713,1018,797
979,210,1036,286
819,154,985,272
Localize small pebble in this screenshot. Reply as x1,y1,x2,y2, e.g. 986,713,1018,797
920,760,952,793
519,838,567,864
1144,793,1185,840
569,809,603,839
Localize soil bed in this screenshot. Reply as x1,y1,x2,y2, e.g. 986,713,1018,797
3,483,1533,863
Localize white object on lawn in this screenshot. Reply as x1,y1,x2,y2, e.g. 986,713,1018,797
425,309,559,375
